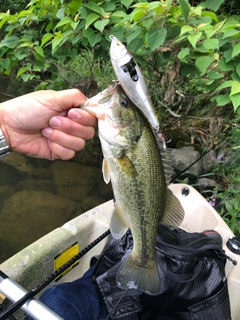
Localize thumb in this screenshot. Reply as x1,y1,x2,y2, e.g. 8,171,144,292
53,88,87,111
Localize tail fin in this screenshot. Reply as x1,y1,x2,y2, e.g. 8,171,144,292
116,253,161,295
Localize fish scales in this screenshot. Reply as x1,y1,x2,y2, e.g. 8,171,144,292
80,83,184,295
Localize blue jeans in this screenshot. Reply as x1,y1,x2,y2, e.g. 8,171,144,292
24,265,109,320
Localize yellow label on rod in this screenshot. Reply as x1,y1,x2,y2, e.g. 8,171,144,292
54,242,79,281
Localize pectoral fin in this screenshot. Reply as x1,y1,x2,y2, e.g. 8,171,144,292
102,158,111,184
110,204,129,239
161,188,185,227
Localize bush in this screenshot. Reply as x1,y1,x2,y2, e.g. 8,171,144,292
0,0,240,112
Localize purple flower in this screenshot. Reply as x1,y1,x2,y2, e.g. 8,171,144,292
217,153,224,162
209,195,216,207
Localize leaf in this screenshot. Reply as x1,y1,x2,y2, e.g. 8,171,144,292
230,81,240,96
88,33,102,47
203,39,219,50
222,29,240,39
110,26,125,41
218,59,233,71
230,93,240,112
216,80,233,91
83,3,103,15
41,33,54,47
15,53,27,60
231,72,240,82
21,73,31,82
232,43,240,58
1,58,10,70
82,27,94,39
111,11,127,18
179,0,190,21
221,20,240,31
142,18,154,29
204,28,217,39
17,42,32,48
55,17,73,29
208,70,224,80
178,47,189,60
145,28,167,52
187,32,202,48
224,48,233,63
180,25,193,36
71,21,79,30
102,2,116,11
201,11,218,22
34,45,44,57
148,2,162,12
127,26,142,45
68,1,82,14
17,64,31,77
195,55,214,75
94,19,109,33
132,8,146,22
214,20,226,33
85,13,100,29
0,36,19,49
52,33,64,53
205,0,225,11
236,63,240,77
121,0,133,9
131,2,148,8
56,7,65,20
216,94,230,106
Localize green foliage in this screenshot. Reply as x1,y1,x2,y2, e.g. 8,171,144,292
210,122,240,235
1,0,239,112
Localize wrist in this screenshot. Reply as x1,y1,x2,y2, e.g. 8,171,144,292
0,129,10,158
0,102,11,157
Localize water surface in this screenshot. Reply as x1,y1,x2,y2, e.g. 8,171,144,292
0,75,112,263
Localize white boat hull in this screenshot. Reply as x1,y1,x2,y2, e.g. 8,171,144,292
0,184,239,319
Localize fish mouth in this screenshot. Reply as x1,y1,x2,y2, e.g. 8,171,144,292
80,82,120,118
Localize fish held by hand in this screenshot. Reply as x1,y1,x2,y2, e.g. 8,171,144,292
80,83,184,295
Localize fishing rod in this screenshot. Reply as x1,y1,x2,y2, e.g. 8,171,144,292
0,229,110,320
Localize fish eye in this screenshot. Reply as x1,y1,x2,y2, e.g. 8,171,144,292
120,99,128,107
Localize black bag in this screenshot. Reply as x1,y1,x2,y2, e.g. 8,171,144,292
92,224,234,320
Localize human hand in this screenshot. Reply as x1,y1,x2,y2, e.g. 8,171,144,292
0,89,97,160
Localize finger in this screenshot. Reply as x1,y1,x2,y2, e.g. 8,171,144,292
47,140,76,160
48,116,95,140
54,88,87,110
42,127,87,151
68,108,97,126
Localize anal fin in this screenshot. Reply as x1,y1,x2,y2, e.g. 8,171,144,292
161,188,185,227
110,204,128,239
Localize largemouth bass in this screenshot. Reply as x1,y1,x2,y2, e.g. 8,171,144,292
81,83,184,295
